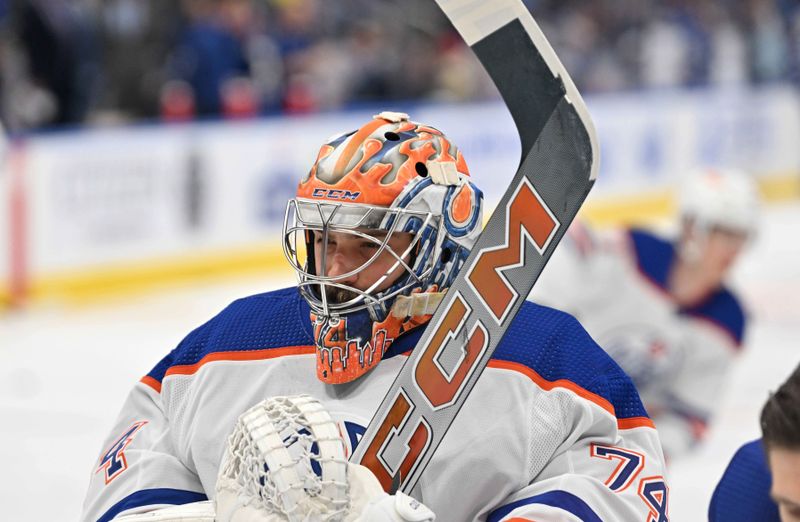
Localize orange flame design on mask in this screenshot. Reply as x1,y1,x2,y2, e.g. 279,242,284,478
297,120,469,208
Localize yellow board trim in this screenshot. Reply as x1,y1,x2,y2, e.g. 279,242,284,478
581,190,675,228
0,288,11,309
759,174,800,202
581,172,800,228
8,244,293,308
2,173,797,309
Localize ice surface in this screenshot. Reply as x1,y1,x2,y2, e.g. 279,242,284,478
1,203,798,521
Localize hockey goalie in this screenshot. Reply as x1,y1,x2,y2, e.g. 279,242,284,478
82,112,668,522
83,0,670,519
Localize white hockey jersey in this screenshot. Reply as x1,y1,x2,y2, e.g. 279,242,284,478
530,224,746,459
82,287,668,522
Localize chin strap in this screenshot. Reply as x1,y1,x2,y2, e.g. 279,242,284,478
390,291,445,319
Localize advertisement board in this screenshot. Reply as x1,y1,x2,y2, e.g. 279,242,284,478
3,85,798,304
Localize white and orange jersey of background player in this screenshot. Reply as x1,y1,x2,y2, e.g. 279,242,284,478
531,221,746,460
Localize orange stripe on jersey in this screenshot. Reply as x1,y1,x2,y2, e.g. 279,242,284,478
617,416,656,430
140,375,162,393
488,359,656,430
165,345,316,378
504,519,537,522
139,346,317,393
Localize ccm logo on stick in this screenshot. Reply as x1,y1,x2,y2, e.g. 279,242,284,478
360,178,559,491
359,390,431,492
414,294,488,410
467,177,559,324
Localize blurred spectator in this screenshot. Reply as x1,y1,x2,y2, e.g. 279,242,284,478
159,79,196,121
169,0,252,116
1,0,798,130
748,0,791,83
710,10,749,86
641,15,693,88
97,0,180,123
3,0,100,129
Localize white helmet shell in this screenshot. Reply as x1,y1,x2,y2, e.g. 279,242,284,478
679,167,760,236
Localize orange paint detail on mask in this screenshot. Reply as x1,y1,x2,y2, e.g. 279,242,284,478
416,125,443,136
298,139,397,206
396,121,416,133
396,137,437,180
305,144,334,183
313,313,384,384
437,135,455,163
450,184,474,225
298,141,415,207
297,121,470,208
312,289,437,384
333,118,388,177
456,150,470,176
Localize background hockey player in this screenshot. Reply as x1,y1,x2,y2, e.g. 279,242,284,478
81,113,668,521
530,167,759,460
709,362,800,522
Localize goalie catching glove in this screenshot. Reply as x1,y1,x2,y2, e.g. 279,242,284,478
115,396,434,522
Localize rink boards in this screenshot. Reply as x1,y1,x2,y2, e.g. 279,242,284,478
1,84,799,307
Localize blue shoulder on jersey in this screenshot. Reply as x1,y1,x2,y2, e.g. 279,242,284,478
390,301,649,421
496,301,649,421
144,287,430,385
709,439,779,522
144,288,647,422
145,287,315,384
629,228,746,346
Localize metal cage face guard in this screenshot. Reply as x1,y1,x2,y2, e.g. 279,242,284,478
283,198,444,320
282,112,484,384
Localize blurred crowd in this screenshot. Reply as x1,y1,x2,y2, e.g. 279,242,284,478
0,0,798,131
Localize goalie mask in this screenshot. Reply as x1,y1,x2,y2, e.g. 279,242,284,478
283,112,483,384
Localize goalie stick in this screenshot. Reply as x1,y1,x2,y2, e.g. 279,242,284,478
350,0,600,494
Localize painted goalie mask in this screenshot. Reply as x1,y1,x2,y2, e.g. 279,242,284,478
283,112,483,384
